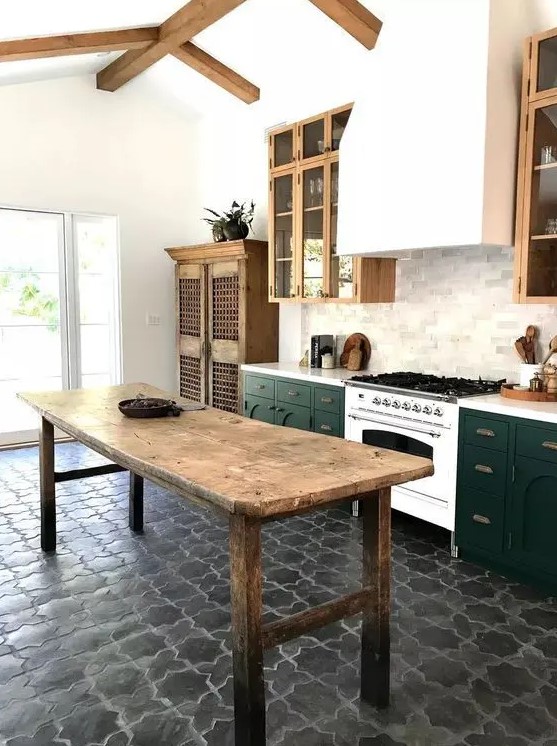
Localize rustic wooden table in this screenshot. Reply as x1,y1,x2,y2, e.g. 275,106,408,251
19,383,433,746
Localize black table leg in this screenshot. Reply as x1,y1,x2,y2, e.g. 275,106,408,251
361,487,391,708
229,513,265,745
129,473,144,532
39,417,56,553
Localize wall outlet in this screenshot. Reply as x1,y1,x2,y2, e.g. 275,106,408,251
146,313,161,326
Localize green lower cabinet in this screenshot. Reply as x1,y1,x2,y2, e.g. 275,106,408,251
276,402,312,431
244,394,276,424
510,455,557,574
243,373,344,438
457,409,557,594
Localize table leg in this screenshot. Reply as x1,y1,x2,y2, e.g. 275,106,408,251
129,473,144,533
39,417,56,553
361,487,391,708
229,514,265,745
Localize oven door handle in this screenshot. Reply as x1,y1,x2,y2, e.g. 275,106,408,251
348,413,442,439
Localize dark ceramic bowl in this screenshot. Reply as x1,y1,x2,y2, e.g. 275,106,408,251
118,398,176,418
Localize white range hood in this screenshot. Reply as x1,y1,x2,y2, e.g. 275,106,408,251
337,0,540,256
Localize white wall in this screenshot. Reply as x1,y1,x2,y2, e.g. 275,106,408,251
0,75,200,391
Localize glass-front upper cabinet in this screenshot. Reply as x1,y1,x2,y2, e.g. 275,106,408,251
270,171,296,299
298,106,353,164
300,165,325,299
330,105,352,153
269,125,296,172
520,99,557,298
531,29,557,101
328,160,354,299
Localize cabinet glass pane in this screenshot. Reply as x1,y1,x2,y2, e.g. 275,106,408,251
527,104,557,295
273,130,293,168
329,161,353,298
331,108,351,152
302,167,324,298
273,173,294,298
538,37,557,93
303,118,325,160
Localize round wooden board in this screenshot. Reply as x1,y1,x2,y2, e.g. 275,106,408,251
340,333,371,369
500,384,557,402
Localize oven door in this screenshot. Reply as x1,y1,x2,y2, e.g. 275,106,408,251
346,412,454,503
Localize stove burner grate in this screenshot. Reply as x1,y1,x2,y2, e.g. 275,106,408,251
350,372,504,398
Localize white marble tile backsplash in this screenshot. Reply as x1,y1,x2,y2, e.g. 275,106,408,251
302,246,557,382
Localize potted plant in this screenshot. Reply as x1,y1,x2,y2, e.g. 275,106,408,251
203,201,255,242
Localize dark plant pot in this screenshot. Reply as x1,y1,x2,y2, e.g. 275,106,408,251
223,220,249,241
212,224,226,243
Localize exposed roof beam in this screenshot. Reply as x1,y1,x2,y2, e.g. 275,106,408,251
173,42,259,104
307,0,382,49
97,0,248,92
0,28,159,63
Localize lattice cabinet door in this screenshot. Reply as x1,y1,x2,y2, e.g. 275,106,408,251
177,263,207,403
207,260,243,413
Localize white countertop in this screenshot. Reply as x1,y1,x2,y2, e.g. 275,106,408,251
460,394,557,425
241,362,356,387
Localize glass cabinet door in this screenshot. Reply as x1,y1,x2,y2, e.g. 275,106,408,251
534,33,557,99
300,165,325,298
270,172,295,299
270,126,296,171
300,115,326,161
524,100,557,297
328,160,354,298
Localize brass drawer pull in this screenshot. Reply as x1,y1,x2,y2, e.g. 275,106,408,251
476,428,495,438
320,424,333,432
473,514,491,525
474,464,494,475
321,396,334,404
542,441,557,451
267,405,276,411
288,390,299,397
255,384,266,390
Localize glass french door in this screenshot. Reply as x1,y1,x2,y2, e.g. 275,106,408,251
0,208,121,446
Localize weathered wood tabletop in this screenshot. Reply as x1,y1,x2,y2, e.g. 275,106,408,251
19,383,434,746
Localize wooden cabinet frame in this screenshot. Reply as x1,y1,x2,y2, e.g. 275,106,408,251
528,27,557,104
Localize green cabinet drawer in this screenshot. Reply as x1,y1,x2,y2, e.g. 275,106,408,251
463,414,509,452
456,487,505,554
314,386,342,415
516,424,557,465
314,410,342,438
276,402,312,431
245,375,275,401
244,394,275,424
459,445,508,497
277,380,311,409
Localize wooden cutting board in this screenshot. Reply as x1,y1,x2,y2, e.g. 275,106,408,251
340,333,371,370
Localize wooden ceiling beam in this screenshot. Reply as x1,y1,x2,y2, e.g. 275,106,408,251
173,42,259,104
306,0,382,50
97,0,247,92
0,28,159,63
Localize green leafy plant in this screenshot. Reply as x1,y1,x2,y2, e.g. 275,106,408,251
0,270,60,331
203,200,256,235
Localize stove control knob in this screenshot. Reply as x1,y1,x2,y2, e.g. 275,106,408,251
382,398,391,407
412,403,422,413
372,396,381,406
392,400,401,410
434,407,444,417
423,405,433,415
402,401,411,411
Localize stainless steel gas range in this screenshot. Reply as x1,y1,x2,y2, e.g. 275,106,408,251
345,373,502,553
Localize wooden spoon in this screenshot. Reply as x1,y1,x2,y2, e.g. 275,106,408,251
543,335,557,364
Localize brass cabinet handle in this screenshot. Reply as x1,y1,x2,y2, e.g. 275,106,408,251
474,464,494,475
267,405,276,411
476,428,495,437
473,514,491,525
255,384,265,390
542,441,557,451
320,424,333,432
321,396,333,404
288,391,299,397
276,407,284,413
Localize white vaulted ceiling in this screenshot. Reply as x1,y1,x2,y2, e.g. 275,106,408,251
0,0,373,115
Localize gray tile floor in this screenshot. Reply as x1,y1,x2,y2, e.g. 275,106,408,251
0,443,557,745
